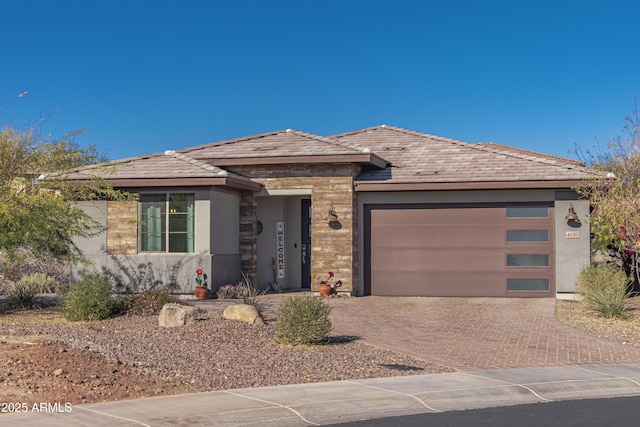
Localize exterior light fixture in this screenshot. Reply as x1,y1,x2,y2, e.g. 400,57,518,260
329,206,338,222
565,204,580,223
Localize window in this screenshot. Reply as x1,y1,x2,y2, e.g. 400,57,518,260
507,254,549,267
506,230,549,242
507,279,550,291
140,193,194,253
506,206,549,218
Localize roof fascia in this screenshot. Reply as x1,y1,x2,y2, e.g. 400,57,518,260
354,180,584,192
68,177,262,191
208,153,388,168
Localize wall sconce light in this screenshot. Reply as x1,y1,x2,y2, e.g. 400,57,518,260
329,206,338,222
565,203,580,223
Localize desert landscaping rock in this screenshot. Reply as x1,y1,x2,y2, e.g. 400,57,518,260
158,303,198,327
222,303,265,325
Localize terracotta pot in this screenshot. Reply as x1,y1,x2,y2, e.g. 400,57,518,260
194,286,209,300
318,284,333,297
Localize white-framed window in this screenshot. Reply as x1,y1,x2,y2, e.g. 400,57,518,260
139,193,195,253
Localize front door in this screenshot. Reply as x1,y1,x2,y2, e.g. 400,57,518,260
301,199,311,288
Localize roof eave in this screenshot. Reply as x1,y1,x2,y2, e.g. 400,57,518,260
67,177,262,191
354,180,585,192
205,154,389,168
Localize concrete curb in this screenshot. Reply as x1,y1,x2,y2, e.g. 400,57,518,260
5,363,640,426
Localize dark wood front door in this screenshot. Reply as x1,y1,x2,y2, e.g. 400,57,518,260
301,199,311,288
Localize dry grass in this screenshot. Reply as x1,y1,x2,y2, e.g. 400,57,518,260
556,295,640,347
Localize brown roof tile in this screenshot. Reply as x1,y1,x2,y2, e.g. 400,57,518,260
329,125,599,186
63,151,260,190
179,129,370,160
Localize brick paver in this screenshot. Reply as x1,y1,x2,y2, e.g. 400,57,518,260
323,297,640,371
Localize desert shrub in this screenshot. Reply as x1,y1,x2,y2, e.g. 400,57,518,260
122,289,183,316
7,282,37,309
17,272,57,294
575,263,630,318
275,296,333,345
60,273,119,321
237,272,266,317
216,284,238,299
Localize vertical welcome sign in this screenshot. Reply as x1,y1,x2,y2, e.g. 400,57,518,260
276,221,285,279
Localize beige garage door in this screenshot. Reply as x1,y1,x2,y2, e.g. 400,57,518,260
365,204,555,297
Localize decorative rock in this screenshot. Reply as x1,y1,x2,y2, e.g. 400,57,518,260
159,303,200,327
223,304,264,325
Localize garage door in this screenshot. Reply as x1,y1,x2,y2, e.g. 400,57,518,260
364,204,555,297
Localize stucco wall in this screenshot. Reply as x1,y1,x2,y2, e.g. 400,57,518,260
554,198,591,293
72,188,239,293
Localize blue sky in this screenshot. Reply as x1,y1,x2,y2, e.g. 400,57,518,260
1,0,638,161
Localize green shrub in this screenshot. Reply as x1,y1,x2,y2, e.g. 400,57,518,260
275,296,333,345
60,273,119,321
122,289,182,316
7,282,37,309
17,273,57,294
575,263,630,318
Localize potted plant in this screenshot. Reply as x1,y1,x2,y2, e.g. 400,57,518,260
313,271,342,297
194,268,209,300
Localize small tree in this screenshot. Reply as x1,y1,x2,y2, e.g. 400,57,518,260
0,115,134,278
574,104,640,285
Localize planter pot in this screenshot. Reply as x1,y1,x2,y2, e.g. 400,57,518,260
194,286,209,300
318,284,333,297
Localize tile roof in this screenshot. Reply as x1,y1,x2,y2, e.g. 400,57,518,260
64,125,601,190
62,151,259,189
475,142,584,166
179,129,372,160
329,125,599,185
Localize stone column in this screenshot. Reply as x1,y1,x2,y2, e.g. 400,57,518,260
239,191,258,285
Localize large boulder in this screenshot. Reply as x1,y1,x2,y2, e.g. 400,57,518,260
223,304,264,325
159,303,203,327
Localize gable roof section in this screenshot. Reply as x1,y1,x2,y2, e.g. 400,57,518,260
63,151,261,191
329,125,600,191
179,129,388,168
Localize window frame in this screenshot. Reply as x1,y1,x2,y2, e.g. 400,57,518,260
139,192,195,254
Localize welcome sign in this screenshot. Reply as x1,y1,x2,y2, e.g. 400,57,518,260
276,221,285,279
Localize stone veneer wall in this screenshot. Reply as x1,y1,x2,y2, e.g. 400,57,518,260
107,201,137,255
239,190,258,285
230,164,360,294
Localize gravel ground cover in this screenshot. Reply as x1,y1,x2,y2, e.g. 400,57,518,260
3,295,640,408
0,300,453,406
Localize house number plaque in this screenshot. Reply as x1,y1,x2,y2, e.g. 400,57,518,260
565,231,580,239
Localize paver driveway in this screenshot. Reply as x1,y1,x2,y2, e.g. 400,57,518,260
323,297,640,371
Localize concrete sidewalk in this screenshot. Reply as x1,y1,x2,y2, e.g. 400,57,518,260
5,363,640,426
